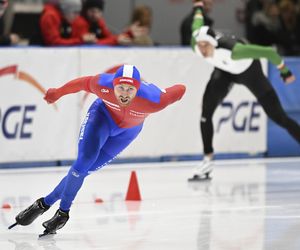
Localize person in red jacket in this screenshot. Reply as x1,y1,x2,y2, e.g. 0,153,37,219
72,0,132,45
9,64,186,237
40,0,95,46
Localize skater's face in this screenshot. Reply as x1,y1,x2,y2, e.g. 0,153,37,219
114,83,138,106
197,41,214,58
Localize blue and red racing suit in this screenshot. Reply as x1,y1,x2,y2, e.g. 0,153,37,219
43,73,186,211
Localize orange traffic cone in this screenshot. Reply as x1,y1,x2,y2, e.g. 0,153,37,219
125,171,142,201
2,203,12,209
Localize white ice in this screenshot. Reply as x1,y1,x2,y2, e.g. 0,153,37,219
1,157,300,250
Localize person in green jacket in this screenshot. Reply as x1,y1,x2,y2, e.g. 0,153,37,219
189,0,300,181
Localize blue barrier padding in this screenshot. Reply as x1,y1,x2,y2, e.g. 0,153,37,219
267,58,300,156
0,153,265,169
267,111,300,156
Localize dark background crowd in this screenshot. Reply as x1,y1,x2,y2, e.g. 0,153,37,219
1,0,300,56
0,0,154,47
245,0,300,56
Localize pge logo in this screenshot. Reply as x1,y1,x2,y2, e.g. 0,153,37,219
0,65,49,139
0,105,36,139
216,101,262,132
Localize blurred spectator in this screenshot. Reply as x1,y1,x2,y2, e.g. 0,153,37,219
250,0,281,45
180,0,214,46
276,0,300,55
0,0,20,46
123,4,154,46
73,0,120,45
245,0,265,42
40,0,93,46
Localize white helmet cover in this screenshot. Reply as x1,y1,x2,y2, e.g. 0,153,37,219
193,26,218,47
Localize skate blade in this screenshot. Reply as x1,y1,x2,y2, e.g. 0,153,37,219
188,174,211,182
38,231,57,239
8,222,18,230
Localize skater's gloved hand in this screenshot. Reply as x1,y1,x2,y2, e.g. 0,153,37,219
44,88,60,104
280,68,296,84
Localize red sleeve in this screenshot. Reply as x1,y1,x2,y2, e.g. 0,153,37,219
72,16,89,39
44,74,105,103
40,12,82,46
156,84,186,111
55,75,102,97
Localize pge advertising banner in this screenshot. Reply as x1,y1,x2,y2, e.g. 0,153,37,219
0,48,267,163
0,48,79,162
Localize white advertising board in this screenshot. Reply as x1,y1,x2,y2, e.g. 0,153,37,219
0,47,267,163
0,48,80,162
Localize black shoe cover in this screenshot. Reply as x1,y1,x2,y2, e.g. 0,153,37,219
15,198,50,226
42,209,69,234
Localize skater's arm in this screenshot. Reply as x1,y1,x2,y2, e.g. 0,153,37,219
153,84,186,111
232,43,283,64
191,2,205,51
232,43,296,84
44,75,99,104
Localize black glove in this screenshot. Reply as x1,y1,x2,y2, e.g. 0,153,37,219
280,69,293,83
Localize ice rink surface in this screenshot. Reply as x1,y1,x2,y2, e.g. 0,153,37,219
1,157,300,250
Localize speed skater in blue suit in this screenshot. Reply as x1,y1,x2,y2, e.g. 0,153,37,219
9,64,186,236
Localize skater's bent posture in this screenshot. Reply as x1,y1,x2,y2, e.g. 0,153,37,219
190,0,300,181
10,64,186,236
